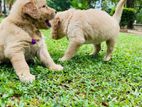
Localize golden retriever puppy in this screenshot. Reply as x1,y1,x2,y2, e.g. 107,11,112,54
0,0,63,83
51,0,126,62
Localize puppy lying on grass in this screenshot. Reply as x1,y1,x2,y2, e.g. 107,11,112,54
0,0,63,83
51,0,127,62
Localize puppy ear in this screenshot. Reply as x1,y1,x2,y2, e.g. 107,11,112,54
22,1,40,19
54,17,61,29
52,17,61,39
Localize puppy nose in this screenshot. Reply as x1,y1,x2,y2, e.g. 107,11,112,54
52,8,57,14
52,10,57,15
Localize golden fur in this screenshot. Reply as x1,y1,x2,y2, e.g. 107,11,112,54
0,0,63,83
51,0,127,62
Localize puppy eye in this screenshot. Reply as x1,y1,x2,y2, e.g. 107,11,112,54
42,5,46,8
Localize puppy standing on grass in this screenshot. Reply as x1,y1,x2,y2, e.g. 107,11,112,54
51,0,127,61
0,0,63,83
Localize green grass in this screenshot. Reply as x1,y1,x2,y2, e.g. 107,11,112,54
0,30,142,107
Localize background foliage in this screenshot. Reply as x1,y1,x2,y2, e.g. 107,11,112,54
1,0,142,25
111,8,136,28
46,0,142,26
136,9,142,24
47,0,71,11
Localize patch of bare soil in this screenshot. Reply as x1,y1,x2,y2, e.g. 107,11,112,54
120,29,142,36
128,30,142,36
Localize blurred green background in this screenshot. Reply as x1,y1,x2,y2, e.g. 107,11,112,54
0,0,142,27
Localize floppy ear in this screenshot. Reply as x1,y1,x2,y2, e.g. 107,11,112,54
52,17,61,39
22,1,40,19
53,17,60,30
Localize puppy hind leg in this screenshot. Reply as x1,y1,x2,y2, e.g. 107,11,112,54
104,39,115,61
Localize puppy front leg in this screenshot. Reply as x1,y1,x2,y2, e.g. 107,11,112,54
59,40,82,61
10,52,35,83
90,44,101,57
39,42,63,71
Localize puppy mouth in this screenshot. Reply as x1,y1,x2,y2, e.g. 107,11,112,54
45,20,51,27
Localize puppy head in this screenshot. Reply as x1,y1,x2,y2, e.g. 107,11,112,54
51,9,76,40
22,0,56,29
51,16,66,40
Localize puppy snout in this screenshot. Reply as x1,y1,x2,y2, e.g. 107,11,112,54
51,9,56,18
51,12,55,19
47,8,56,19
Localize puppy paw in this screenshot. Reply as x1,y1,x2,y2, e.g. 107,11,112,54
103,56,111,61
19,74,35,83
49,64,63,71
59,57,68,62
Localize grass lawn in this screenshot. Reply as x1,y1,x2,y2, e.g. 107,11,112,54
0,30,142,107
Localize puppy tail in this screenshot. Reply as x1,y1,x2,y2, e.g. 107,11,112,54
113,0,127,23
